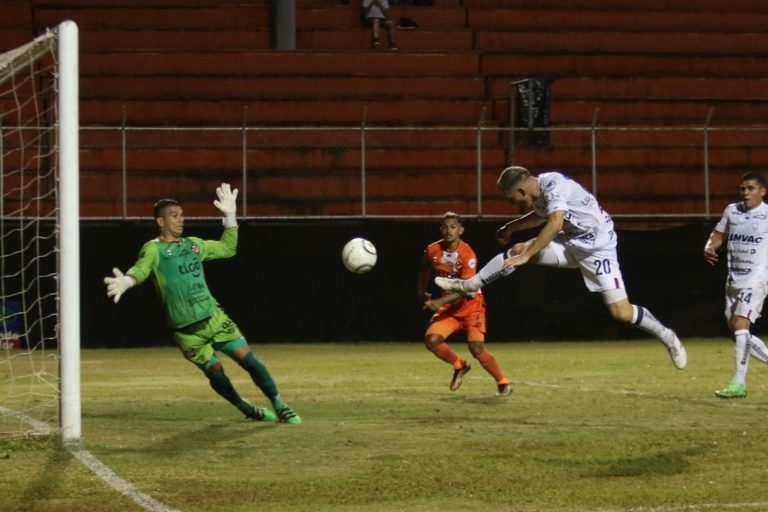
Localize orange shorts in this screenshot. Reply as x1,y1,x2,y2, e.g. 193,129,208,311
425,295,486,342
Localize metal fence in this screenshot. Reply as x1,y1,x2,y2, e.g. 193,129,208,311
76,120,768,220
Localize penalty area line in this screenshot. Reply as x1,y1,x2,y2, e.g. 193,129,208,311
595,501,768,512
0,406,179,512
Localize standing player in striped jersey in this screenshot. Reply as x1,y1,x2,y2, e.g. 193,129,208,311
436,166,687,369
418,212,511,396
103,184,301,424
704,172,768,399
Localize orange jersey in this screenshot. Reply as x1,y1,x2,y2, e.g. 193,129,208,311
424,239,485,340
425,238,484,308
425,239,479,282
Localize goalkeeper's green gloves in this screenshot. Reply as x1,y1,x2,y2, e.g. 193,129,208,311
104,267,134,304
214,182,239,228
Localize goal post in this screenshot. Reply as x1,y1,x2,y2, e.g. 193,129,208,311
58,20,81,443
0,21,80,442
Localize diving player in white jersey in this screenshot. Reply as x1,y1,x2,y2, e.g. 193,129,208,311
436,166,687,369
704,172,768,399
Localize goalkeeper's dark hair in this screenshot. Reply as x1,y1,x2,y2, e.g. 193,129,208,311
742,172,766,188
441,211,463,225
497,166,531,191
153,199,179,219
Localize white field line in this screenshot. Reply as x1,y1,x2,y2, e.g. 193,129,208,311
595,503,768,512
67,445,180,512
0,405,54,435
4,382,768,512
0,406,179,512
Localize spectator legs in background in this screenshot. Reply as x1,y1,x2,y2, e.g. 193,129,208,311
372,19,398,50
371,18,381,48
385,19,398,50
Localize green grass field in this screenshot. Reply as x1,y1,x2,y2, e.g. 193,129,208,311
2,339,768,512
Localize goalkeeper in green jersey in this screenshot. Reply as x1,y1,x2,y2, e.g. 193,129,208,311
103,183,301,424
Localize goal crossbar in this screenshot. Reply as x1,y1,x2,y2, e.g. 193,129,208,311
0,31,56,87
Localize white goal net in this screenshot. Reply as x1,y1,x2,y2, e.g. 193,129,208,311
0,22,80,441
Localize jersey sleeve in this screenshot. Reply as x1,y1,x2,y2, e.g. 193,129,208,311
425,243,438,267
459,243,478,279
194,226,238,261
714,206,731,234
540,173,569,214
126,240,159,285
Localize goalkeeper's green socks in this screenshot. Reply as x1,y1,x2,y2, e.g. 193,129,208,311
240,351,280,402
234,351,302,424
208,367,242,405
208,369,277,420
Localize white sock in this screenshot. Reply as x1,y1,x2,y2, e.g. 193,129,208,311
733,329,751,386
465,251,516,291
750,335,768,364
631,305,674,346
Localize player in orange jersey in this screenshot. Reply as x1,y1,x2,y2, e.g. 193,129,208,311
417,212,512,396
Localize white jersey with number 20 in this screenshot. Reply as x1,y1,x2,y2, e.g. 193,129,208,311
534,171,615,251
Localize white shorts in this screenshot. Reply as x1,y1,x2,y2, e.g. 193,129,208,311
533,235,628,304
363,0,389,19
725,284,768,324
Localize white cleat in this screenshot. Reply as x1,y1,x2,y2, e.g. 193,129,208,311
434,276,478,296
435,276,464,292
665,333,687,370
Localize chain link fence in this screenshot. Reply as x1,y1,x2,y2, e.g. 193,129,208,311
78,121,768,220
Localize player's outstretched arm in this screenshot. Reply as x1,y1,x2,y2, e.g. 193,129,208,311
213,182,239,228
104,267,135,303
503,210,565,269
496,211,546,245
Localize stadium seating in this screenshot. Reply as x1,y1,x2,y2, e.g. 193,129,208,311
3,0,767,216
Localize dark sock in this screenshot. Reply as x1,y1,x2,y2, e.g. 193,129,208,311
207,369,242,406
240,352,280,404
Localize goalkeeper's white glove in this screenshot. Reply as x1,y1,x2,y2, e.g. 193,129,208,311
213,182,239,228
104,267,134,304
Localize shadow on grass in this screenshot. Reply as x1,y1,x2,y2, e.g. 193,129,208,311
438,394,515,406
589,447,708,478
86,410,279,458
147,419,278,453
18,439,73,508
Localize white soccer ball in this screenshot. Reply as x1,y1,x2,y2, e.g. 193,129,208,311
342,238,377,274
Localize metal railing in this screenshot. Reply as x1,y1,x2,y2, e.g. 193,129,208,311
10,116,768,221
